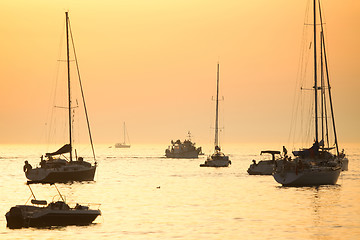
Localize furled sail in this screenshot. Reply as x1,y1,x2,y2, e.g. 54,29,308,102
45,144,71,157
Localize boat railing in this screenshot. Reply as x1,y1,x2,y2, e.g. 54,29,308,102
67,201,101,210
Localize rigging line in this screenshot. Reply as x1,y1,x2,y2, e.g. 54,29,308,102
289,1,312,145
320,30,330,149
320,30,325,145
313,0,319,144
47,19,67,149
318,0,339,156
125,123,131,145
68,19,96,161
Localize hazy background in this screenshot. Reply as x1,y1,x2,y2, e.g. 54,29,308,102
1,0,359,146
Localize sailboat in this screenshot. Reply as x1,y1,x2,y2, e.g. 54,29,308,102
115,122,131,148
273,0,348,186
200,63,231,167
24,12,97,183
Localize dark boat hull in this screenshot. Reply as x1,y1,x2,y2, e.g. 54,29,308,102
273,167,341,187
165,149,201,158
26,166,96,183
27,212,100,228
6,206,101,229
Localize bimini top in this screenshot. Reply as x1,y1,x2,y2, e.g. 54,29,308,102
260,150,281,155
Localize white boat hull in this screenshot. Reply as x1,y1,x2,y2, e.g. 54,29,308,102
200,154,231,167
247,161,274,175
200,159,231,167
273,167,341,187
115,143,131,148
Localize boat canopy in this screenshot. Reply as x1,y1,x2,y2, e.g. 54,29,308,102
45,144,71,157
260,150,280,155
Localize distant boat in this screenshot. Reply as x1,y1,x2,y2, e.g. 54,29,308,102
165,131,202,158
24,12,97,183
200,63,231,167
115,122,131,148
5,183,101,229
247,150,281,175
273,0,346,187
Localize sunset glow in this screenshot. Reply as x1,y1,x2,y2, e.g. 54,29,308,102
1,0,359,145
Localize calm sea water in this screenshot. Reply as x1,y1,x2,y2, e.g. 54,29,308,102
0,143,359,240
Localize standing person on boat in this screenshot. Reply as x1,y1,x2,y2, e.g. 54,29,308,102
23,161,32,173
283,146,288,158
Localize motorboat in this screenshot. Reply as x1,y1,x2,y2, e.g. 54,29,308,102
247,150,281,175
165,131,202,158
5,183,101,229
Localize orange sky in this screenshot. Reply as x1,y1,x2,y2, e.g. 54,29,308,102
0,0,359,146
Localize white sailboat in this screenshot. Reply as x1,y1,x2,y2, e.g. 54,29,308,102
115,122,131,148
200,63,231,167
24,12,97,183
273,0,347,186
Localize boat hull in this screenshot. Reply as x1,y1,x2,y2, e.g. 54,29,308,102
200,156,231,167
27,211,100,228
200,159,231,167
6,206,101,229
25,165,96,183
115,143,130,148
165,149,200,159
247,161,274,175
273,167,341,187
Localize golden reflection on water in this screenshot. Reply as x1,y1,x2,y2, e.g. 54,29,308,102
0,144,359,239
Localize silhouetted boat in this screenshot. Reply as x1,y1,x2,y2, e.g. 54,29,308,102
200,63,231,167
115,122,131,148
5,183,101,229
165,131,202,158
273,0,346,186
24,12,97,183
247,150,281,175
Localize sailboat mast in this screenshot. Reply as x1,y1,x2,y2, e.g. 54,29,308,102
123,122,126,144
65,12,73,161
320,30,325,147
318,0,340,155
313,0,319,143
214,63,220,147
